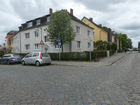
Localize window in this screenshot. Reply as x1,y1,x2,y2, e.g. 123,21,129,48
25,44,30,50
88,42,91,48
47,16,50,22
25,33,30,39
36,19,41,25
87,30,91,37
27,22,32,27
33,53,39,57
77,41,81,48
34,30,39,37
105,34,108,39
76,26,80,34
44,36,49,42
93,32,95,37
34,44,39,50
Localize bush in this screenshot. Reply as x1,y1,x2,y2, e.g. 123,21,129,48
49,51,107,61
0,50,4,57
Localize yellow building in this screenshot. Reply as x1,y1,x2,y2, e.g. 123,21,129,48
82,17,108,42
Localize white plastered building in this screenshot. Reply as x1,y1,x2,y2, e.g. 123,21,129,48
10,9,94,53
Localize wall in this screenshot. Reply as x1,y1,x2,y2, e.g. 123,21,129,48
82,18,108,42
11,20,93,53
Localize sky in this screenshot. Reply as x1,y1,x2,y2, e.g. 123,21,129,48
0,0,140,47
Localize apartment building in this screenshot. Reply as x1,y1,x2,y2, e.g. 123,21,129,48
82,17,108,42
10,9,94,53
6,30,18,47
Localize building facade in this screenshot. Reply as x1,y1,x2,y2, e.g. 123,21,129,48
10,9,94,53
6,30,18,47
82,17,108,42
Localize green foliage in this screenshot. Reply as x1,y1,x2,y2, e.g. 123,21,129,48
0,50,4,57
94,40,112,51
49,51,107,61
102,26,108,30
117,33,132,50
47,10,76,52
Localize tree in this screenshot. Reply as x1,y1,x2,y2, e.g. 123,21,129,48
94,40,110,50
117,33,132,50
138,42,140,48
47,10,76,52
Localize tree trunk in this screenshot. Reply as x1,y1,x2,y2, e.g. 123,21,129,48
62,44,63,53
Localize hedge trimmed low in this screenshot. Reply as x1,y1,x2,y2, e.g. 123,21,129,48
49,50,107,61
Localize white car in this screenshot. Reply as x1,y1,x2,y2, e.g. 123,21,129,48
21,52,51,66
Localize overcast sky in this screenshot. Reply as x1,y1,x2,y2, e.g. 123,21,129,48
0,0,140,47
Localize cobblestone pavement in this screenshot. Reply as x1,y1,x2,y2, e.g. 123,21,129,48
0,51,139,105
52,52,126,67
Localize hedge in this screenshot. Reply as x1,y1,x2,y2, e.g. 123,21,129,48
49,50,107,61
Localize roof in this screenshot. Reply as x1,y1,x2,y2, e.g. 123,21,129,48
7,30,18,35
19,11,93,31
69,13,94,30
82,17,108,32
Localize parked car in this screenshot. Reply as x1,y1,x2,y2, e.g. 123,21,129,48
21,52,51,66
0,54,23,64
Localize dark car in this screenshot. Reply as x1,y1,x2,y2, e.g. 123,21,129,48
138,48,140,53
0,54,23,64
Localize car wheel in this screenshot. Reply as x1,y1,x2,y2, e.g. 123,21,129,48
7,60,10,64
36,61,40,67
22,61,25,66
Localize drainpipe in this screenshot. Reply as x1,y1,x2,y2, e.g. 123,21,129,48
20,32,21,53
99,30,101,40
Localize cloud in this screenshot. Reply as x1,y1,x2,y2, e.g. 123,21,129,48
0,0,140,48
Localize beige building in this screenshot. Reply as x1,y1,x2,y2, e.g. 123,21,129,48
82,17,108,42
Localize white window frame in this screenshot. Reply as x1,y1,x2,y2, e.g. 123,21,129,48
36,19,41,25
34,44,39,50
88,42,91,48
25,33,30,39
93,32,95,38
27,22,32,27
25,44,30,50
34,30,39,37
76,26,81,34
77,41,81,49
105,34,108,39
44,36,49,42
47,16,50,22
87,30,91,37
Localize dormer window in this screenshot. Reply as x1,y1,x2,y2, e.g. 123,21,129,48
36,19,41,25
27,22,32,28
47,16,50,22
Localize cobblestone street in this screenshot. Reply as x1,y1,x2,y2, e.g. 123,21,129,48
0,52,139,105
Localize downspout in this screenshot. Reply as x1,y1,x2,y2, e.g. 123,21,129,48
20,32,21,53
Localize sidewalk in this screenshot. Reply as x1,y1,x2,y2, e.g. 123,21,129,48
52,52,127,67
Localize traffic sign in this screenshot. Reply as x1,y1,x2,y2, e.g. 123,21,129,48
39,40,45,45
58,39,61,43
3,43,6,46
3,48,7,51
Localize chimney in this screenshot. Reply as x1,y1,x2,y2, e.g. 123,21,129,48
49,8,53,14
89,18,93,22
70,9,73,15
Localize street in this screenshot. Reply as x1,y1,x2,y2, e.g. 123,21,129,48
0,52,139,105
